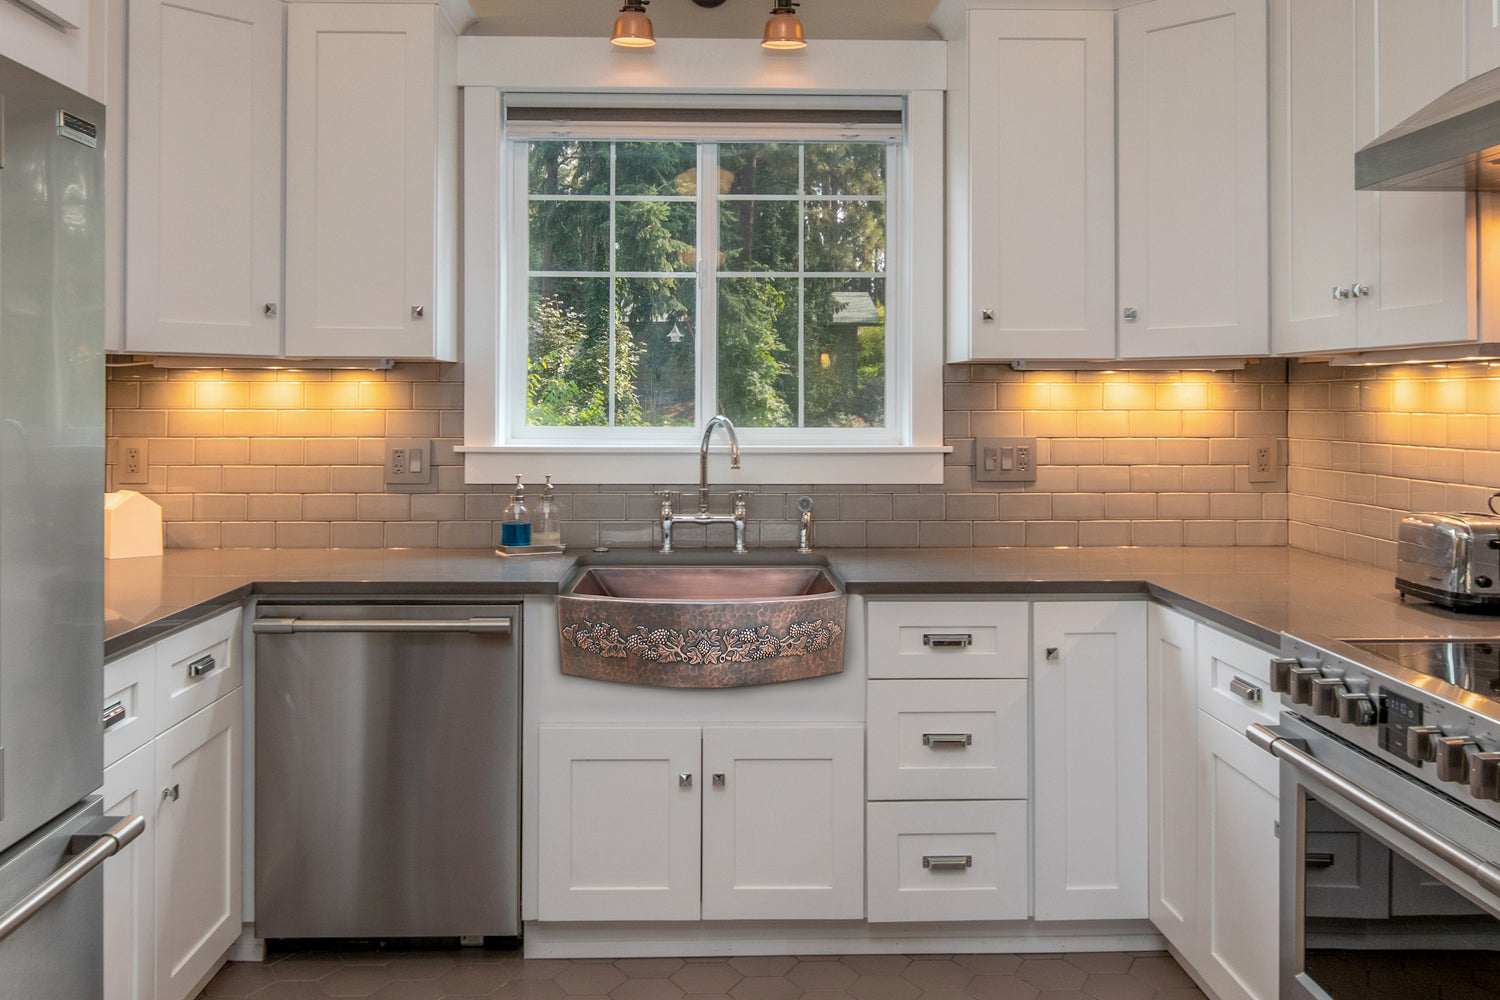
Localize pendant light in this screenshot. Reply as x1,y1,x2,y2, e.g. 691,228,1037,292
762,1,806,50
611,1,655,48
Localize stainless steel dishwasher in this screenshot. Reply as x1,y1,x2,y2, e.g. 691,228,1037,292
251,598,520,940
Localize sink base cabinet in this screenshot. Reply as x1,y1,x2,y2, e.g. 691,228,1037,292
537,724,864,923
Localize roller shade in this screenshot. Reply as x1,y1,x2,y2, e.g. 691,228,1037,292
503,93,904,142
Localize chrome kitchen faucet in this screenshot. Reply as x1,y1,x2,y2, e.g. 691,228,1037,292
658,413,748,554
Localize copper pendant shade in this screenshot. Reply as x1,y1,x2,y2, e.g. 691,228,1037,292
762,2,806,49
611,2,656,47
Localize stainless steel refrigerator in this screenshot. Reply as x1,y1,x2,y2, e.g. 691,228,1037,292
0,52,139,1000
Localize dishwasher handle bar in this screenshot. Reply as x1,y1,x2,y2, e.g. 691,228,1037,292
252,617,512,636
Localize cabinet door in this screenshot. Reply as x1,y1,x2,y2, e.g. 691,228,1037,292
1032,601,1148,921
958,10,1114,361
1354,1,1472,349
1471,0,1500,77
537,726,701,921
103,745,156,1000
125,0,283,356
154,689,242,1000
1146,605,1196,955
701,725,864,920
0,2,94,96
285,2,453,360
1269,0,1359,354
1117,0,1268,358
1196,712,1280,1000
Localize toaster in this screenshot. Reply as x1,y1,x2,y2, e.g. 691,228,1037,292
1396,513,1500,610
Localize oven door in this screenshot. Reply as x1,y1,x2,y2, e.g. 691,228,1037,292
1256,714,1500,1000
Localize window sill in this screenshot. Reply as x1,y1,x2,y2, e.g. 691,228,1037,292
457,444,951,486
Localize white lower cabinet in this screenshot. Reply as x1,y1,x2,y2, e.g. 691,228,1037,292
153,689,244,1000
537,724,864,922
102,606,245,1000
1147,604,1197,953
866,800,1028,923
1032,601,1148,921
103,745,156,1000
1196,712,1280,1000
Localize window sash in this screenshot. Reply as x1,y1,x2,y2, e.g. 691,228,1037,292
506,136,903,446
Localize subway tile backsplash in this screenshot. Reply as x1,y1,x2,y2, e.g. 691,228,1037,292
105,359,1294,551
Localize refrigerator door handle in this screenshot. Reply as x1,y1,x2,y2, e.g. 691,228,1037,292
0,814,144,944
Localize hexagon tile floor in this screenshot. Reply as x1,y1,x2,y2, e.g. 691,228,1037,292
194,949,1209,1000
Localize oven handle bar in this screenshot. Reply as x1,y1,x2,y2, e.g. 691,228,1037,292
1247,723,1500,898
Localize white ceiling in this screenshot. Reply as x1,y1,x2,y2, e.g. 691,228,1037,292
465,0,943,40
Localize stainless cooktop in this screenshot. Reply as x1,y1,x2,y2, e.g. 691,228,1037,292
1342,638,1500,702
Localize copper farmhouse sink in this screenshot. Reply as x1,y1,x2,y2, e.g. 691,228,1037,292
557,563,847,688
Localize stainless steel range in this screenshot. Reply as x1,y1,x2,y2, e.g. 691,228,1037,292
1250,633,1500,1000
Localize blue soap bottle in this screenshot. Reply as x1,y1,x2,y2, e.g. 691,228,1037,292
502,474,531,547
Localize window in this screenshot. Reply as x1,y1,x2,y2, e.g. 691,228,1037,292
519,136,891,437
458,48,948,485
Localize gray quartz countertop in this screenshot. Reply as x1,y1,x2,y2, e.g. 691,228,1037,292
103,545,1500,658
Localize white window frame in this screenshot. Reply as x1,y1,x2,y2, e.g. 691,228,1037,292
457,37,949,485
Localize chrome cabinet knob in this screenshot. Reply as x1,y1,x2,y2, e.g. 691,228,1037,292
1122,307,1138,322
1044,647,1059,661
412,305,425,319
981,308,995,321
679,773,692,788
1332,286,1351,301
161,784,179,802
264,302,278,317
1437,737,1477,783
1311,676,1345,718
1406,725,1442,762
1469,751,1500,800
1351,283,1372,298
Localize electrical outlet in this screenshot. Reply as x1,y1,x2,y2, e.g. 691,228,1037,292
384,438,433,485
118,437,149,485
974,436,1038,483
1248,438,1279,483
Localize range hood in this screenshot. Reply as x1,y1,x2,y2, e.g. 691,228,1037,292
1356,65,1500,191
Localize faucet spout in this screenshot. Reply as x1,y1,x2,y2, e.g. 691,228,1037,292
698,414,740,513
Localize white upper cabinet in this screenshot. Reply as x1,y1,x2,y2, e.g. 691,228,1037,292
284,1,458,360
1470,0,1500,77
1117,0,1269,359
948,9,1116,361
126,0,284,357
1271,0,1474,354
0,0,96,97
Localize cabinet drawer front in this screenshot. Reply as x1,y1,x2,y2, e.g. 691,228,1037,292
1197,624,1281,730
867,680,1028,800
867,601,1028,678
103,646,156,766
154,607,242,732
866,800,1029,922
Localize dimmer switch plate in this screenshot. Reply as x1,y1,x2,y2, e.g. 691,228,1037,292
975,436,1037,483
385,439,433,485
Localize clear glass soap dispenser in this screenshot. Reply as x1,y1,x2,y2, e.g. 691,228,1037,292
534,475,561,547
501,474,531,547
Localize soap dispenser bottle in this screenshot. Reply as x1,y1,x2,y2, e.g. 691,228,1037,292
534,475,561,547
502,474,531,547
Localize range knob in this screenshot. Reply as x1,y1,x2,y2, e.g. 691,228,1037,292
1335,688,1377,727
1406,726,1442,762
1437,736,1478,783
1311,676,1346,717
1269,657,1299,695
1289,665,1323,706
1469,751,1500,800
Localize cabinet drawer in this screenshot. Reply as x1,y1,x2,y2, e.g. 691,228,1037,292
154,607,242,732
1197,624,1281,730
866,800,1029,922
867,679,1028,800
103,646,156,767
866,601,1028,679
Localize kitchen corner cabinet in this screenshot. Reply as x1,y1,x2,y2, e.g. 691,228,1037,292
284,2,459,360
1146,604,1196,954
125,0,284,357
1031,601,1147,921
946,9,1115,362
1271,0,1474,355
102,607,244,1000
1116,0,1269,359
537,724,864,923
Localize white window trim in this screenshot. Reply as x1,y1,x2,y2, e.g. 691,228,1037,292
457,37,948,485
